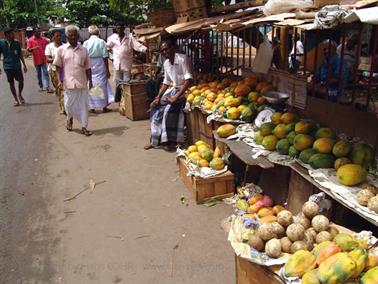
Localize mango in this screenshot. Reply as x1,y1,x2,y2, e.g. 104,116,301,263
315,128,336,139
293,134,314,151
187,145,197,153
308,153,335,169
313,138,335,154
198,159,209,167
273,123,287,139
257,207,274,218
226,107,241,120
350,143,375,170
337,164,367,186
260,122,275,136
195,140,210,148
213,146,222,158
271,112,282,125
240,107,254,122
262,135,278,151
332,140,352,158
201,150,214,162
188,152,202,163
209,158,225,170
284,250,317,277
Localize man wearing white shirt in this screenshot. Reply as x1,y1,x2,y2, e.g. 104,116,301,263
144,40,193,150
107,22,147,83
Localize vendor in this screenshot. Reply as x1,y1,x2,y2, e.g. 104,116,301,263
311,40,349,101
144,39,193,150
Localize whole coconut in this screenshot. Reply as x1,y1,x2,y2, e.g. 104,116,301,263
257,223,277,241
290,241,308,253
367,195,378,214
302,201,320,219
286,223,305,242
271,222,285,238
296,213,311,229
280,237,293,253
303,230,315,250
361,183,378,195
311,215,330,232
328,226,339,239
315,231,333,244
305,227,318,240
248,235,265,252
357,189,375,206
265,238,282,258
277,210,293,227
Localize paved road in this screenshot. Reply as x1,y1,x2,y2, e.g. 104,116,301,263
0,59,235,284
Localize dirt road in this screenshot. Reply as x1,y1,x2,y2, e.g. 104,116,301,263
0,59,235,284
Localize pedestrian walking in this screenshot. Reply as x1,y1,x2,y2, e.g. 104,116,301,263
0,28,28,106
83,25,113,113
45,29,65,114
27,27,53,93
53,25,93,136
144,40,193,150
107,22,147,86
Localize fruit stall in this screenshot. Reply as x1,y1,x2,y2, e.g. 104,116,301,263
166,1,378,283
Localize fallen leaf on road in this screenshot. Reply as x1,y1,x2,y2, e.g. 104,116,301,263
89,179,107,192
64,210,76,214
202,198,223,207
63,187,89,202
135,235,150,240
106,235,125,241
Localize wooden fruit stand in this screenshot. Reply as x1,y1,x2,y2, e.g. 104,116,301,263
120,82,150,121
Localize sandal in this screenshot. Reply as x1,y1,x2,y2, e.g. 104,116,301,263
66,118,73,131
102,107,112,113
89,109,96,114
14,101,20,107
144,144,155,150
19,97,25,105
81,128,92,136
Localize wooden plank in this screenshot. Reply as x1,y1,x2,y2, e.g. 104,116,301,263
210,0,264,14
236,256,283,284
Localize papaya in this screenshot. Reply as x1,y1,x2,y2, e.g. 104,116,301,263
334,157,351,170
254,131,264,145
240,107,254,122
287,131,296,144
217,124,236,138
329,143,348,164
299,148,318,164
224,97,241,107
262,135,278,151
281,112,298,124
248,91,259,102
226,107,241,120
237,104,248,112
188,152,202,163
187,145,197,153
276,139,291,155
244,76,258,88
285,122,296,134
333,233,359,252
293,134,314,151
201,150,214,162
337,164,367,186
313,138,335,154
284,250,317,277
360,266,378,284
193,95,205,106
260,122,275,136
195,140,210,148
273,123,287,139
197,144,210,154
348,247,368,278
318,252,356,284
316,242,341,265
234,83,251,97
209,158,225,170
308,153,335,169
302,269,321,284
198,159,209,167
213,146,222,158
315,128,336,139
271,112,282,125
312,241,333,258
186,93,194,103
365,254,378,271
288,145,299,157
350,143,375,170
295,121,314,134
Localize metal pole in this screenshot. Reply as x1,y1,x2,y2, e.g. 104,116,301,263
34,0,40,25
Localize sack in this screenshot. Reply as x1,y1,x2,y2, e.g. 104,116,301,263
263,0,313,16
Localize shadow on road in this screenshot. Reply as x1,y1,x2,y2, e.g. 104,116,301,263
25,102,54,106
70,126,128,136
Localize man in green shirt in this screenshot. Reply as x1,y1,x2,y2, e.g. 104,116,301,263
0,28,28,106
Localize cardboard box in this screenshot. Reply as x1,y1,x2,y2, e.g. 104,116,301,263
178,157,234,203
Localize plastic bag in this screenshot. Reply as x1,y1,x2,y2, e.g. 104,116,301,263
89,86,105,99
263,0,313,16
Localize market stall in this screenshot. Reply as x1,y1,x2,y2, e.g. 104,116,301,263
172,1,378,283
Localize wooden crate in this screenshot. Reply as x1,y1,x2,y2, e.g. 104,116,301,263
123,93,149,121
198,110,215,148
121,82,146,95
236,256,283,284
178,157,234,203
184,109,200,145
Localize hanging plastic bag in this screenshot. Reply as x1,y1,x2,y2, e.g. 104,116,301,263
89,86,105,99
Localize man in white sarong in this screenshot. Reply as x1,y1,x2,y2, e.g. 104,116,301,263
54,25,93,136
83,25,113,113
144,40,193,150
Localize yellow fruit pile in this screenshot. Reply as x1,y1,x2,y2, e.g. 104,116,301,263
185,140,225,170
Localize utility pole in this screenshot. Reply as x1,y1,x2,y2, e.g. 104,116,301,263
34,0,40,25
